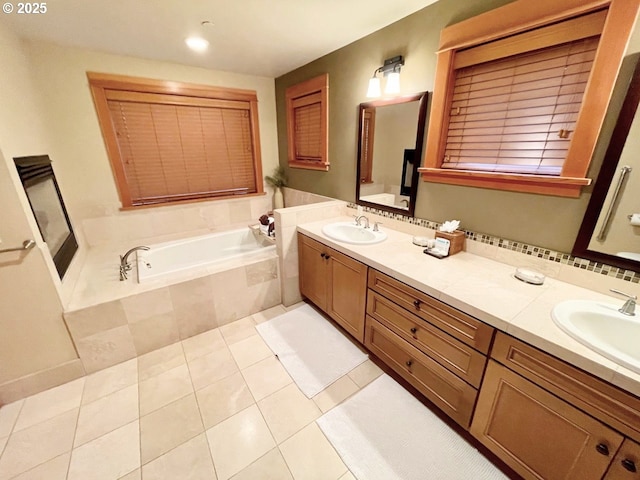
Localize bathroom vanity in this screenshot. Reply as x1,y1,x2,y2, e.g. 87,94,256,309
297,219,640,480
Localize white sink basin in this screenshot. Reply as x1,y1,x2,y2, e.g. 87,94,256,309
552,300,640,373
321,222,387,245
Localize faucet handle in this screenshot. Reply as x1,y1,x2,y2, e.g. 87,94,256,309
373,222,382,232
610,289,637,300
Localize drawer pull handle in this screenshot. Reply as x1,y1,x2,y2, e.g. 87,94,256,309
320,253,326,258
413,300,421,310
410,327,418,334
622,459,637,472
325,254,331,260
405,360,413,367
595,443,610,456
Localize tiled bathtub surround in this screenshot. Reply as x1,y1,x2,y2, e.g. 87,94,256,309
348,204,640,287
64,257,280,374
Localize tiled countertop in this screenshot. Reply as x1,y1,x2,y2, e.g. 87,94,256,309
297,216,640,398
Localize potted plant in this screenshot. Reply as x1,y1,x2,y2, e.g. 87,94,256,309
265,165,287,209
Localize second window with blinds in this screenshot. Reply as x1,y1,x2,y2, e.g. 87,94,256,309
88,73,264,208
285,74,329,171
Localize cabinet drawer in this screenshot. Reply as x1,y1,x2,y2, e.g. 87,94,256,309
367,291,487,388
368,269,493,353
492,332,640,443
471,360,623,480
364,317,477,428
606,439,640,479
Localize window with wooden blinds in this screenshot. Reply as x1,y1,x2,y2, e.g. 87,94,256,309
88,73,264,208
420,0,640,198
444,36,599,176
286,74,329,171
359,107,376,183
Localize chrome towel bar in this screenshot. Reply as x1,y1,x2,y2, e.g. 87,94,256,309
0,239,36,254
597,166,632,241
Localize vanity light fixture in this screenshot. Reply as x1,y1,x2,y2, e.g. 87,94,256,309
185,36,209,52
366,55,404,98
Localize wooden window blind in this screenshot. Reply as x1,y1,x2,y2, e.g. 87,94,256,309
420,0,640,198
88,73,264,208
444,36,599,176
286,74,329,171
359,107,376,183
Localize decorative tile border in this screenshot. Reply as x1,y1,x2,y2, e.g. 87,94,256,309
348,203,640,283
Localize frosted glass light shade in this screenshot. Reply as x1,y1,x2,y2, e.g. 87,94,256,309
367,77,381,98
384,71,401,94
185,36,209,52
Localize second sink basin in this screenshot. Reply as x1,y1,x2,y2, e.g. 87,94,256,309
321,222,387,245
552,300,640,373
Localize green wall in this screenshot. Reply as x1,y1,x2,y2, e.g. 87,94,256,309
274,0,615,253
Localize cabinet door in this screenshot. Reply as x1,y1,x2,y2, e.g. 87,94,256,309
298,234,328,310
326,248,367,343
605,439,640,479
471,361,623,480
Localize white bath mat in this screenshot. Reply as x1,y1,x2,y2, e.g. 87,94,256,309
317,374,508,480
256,303,368,398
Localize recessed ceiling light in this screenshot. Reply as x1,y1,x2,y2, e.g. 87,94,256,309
185,36,209,52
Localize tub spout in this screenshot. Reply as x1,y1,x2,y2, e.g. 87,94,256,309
119,246,150,281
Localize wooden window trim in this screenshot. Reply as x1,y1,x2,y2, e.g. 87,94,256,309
286,74,329,171
87,72,264,208
419,0,639,198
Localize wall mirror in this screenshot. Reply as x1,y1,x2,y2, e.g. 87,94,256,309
356,92,429,217
573,55,640,272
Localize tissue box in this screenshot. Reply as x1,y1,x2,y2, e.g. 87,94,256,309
435,230,465,255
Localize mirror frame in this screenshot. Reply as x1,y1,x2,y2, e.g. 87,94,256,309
572,57,640,272
355,92,429,217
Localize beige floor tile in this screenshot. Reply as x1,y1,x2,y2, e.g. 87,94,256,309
142,434,216,480
0,408,78,480
312,376,360,413
229,334,273,369
196,372,255,429
258,384,321,443
338,472,356,480
68,420,140,480
220,316,257,345
10,452,70,480
0,436,7,455
119,468,141,479
206,405,276,480
188,347,239,391
347,360,383,388
182,328,226,363
241,357,293,401
230,448,293,480
251,305,287,324
82,359,138,405
137,342,186,382
279,423,347,480
139,363,193,416
13,378,85,432
0,400,23,438
74,384,139,447
140,394,203,464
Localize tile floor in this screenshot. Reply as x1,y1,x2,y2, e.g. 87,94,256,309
0,303,384,480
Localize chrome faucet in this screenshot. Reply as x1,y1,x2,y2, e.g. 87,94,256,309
400,199,409,207
355,215,370,229
119,246,150,281
610,289,636,316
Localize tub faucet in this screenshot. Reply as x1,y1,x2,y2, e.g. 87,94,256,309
119,246,150,281
400,199,409,207
355,215,370,229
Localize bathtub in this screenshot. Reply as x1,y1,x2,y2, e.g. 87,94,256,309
136,228,276,283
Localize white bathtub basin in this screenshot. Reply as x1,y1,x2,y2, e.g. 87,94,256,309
321,222,387,245
552,300,640,373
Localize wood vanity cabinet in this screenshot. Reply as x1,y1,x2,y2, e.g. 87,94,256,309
364,269,495,428
298,233,367,343
471,332,640,480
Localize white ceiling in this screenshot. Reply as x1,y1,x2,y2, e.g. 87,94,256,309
1,0,439,77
